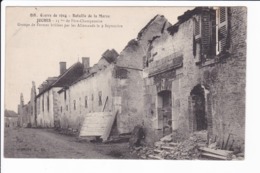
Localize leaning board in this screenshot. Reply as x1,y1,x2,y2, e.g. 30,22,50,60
79,112,114,137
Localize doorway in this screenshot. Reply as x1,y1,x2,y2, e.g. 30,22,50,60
190,84,207,131
158,90,172,136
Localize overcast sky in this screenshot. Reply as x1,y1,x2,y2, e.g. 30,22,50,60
5,6,193,112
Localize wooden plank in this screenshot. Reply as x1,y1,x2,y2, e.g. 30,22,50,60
201,152,227,160
79,112,113,137
102,96,108,112
199,147,233,157
101,110,118,141
224,133,231,150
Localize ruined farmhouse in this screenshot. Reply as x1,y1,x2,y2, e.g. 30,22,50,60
18,7,246,149
4,110,19,128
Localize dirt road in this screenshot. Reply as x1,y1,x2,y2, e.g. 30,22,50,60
4,127,138,159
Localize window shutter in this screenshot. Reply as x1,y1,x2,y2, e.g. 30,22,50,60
218,7,228,52
201,13,211,55
194,16,201,40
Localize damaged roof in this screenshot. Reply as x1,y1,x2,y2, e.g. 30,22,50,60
5,110,18,117
101,49,119,63
69,49,119,87
167,7,214,36
36,62,84,97
52,62,83,87
137,14,172,40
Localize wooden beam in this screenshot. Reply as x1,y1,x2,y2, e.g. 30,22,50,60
224,133,231,150
201,152,227,160
101,110,118,141
199,147,233,157
102,96,108,112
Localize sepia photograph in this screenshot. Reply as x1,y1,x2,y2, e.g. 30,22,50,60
3,5,247,162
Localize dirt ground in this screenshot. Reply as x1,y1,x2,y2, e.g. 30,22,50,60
4,127,138,159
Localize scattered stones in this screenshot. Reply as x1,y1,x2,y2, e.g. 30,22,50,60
236,152,244,157
237,157,244,160
131,131,244,160
132,132,207,160
140,155,147,159
160,134,172,142
134,146,142,151
208,142,217,149
154,141,164,148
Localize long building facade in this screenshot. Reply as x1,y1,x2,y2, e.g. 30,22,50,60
18,7,246,150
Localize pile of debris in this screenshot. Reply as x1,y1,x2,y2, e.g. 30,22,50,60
131,131,244,160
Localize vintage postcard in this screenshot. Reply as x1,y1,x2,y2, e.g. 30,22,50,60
2,2,254,173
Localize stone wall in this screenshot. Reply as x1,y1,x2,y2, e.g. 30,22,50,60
68,65,115,131
29,82,37,127
143,16,195,144
143,7,246,150
57,89,70,129
65,63,144,134
112,66,144,134
201,7,246,149
36,87,61,128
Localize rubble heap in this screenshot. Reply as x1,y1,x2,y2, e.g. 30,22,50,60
131,131,244,160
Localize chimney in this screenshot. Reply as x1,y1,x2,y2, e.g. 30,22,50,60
59,62,67,75
82,57,90,73
20,93,24,106
38,86,42,93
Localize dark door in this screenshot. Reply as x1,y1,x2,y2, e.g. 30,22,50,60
191,85,207,131
158,90,172,137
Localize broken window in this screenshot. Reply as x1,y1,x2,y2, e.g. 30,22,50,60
47,95,49,112
79,97,81,113
74,100,76,110
115,68,128,79
42,96,44,112
98,91,102,106
64,90,67,100
85,96,88,108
